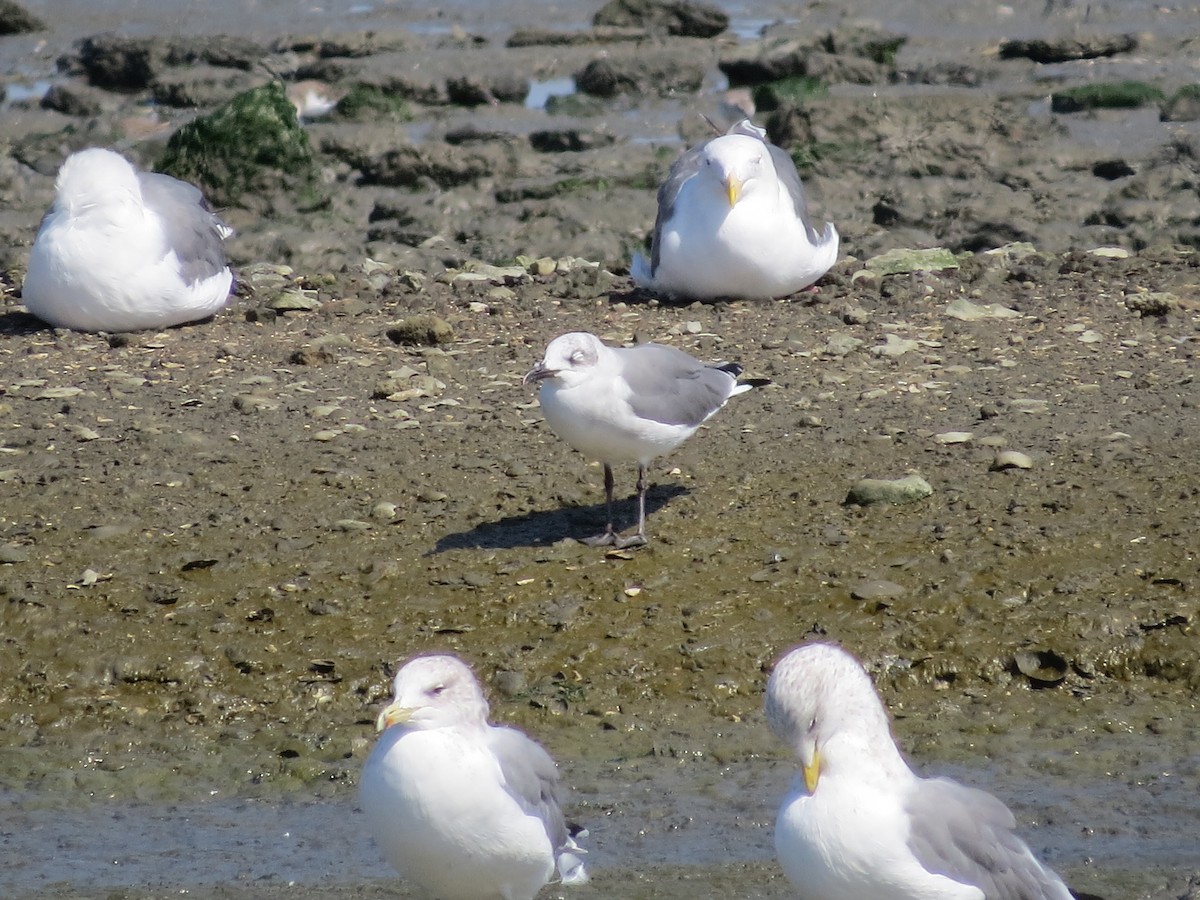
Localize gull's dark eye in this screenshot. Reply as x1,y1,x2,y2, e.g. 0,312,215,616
570,351,585,364
429,684,447,697
809,716,817,730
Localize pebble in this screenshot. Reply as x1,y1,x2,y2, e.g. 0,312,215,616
945,297,1022,321
844,474,934,506
934,431,973,444
991,449,1034,470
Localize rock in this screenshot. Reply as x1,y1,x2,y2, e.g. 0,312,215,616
575,56,705,98
720,23,903,86
998,33,1136,63
990,450,1033,471
0,0,44,34
1051,81,1164,113
0,543,29,563
529,128,617,152
1124,291,1178,317
151,66,263,108
39,83,105,116
507,26,646,47
934,431,973,444
844,474,933,507
1161,85,1200,122
446,73,529,106
386,315,455,346
870,333,919,357
945,297,1022,321
78,34,164,90
157,82,325,212
355,143,503,189
850,580,906,601
1092,159,1136,180
77,34,267,91
864,247,960,275
593,0,728,37
1012,648,1068,685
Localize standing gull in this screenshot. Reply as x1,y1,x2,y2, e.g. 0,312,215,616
360,654,588,900
632,119,838,301
524,331,760,548
765,643,1076,900
22,147,233,332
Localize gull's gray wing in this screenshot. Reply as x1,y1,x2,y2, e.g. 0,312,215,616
616,343,740,428
906,776,1073,900
763,141,828,245
647,140,711,275
487,725,570,850
138,171,230,285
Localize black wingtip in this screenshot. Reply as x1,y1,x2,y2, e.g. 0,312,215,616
740,377,772,389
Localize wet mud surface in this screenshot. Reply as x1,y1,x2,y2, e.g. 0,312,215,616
2,0,1200,897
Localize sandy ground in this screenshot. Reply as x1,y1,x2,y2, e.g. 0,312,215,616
1,0,1199,897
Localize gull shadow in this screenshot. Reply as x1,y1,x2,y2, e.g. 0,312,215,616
432,484,688,552
0,310,47,337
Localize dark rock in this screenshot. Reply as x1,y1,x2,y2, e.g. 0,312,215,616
893,62,983,87
151,67,263,108
39,83,104,117
77,34,267,91
78,34,163,91
593,0,728,38
998,33,1137,63
506,26,646,47
157,81,326,212
529,128,617,152
1161,84,1200,122
1092,159,1136,180
165,35,266,71
446,73,529,106
0,0,44,34
355,143,506,189
575,56,705,98
721,23,904,86
386,315,455,346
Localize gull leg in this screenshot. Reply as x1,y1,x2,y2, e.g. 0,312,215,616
582,464,618,546
614,463,649,549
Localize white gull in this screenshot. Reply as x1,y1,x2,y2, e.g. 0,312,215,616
632,119,838,301
22,147,233,332
524,331,760,548
360,654,587,900
766,642,1076,900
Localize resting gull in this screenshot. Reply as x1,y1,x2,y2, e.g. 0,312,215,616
765,642,1077,900
632,119,838,300
360,654,588,900
524,331,761,548
22,147,233,332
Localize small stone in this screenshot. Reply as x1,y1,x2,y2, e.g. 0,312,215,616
934,431,973,444
844,474,933,507
1078,330,1102,344
871,334,919,357
991,450,1034,471
372,502,398,521
0,543,29,564
268,291,321,312
945,298,1022,321
850,580,906,601
386,315,455,346
333,519,372,532
1089,246,1130,259
864,247,959,275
